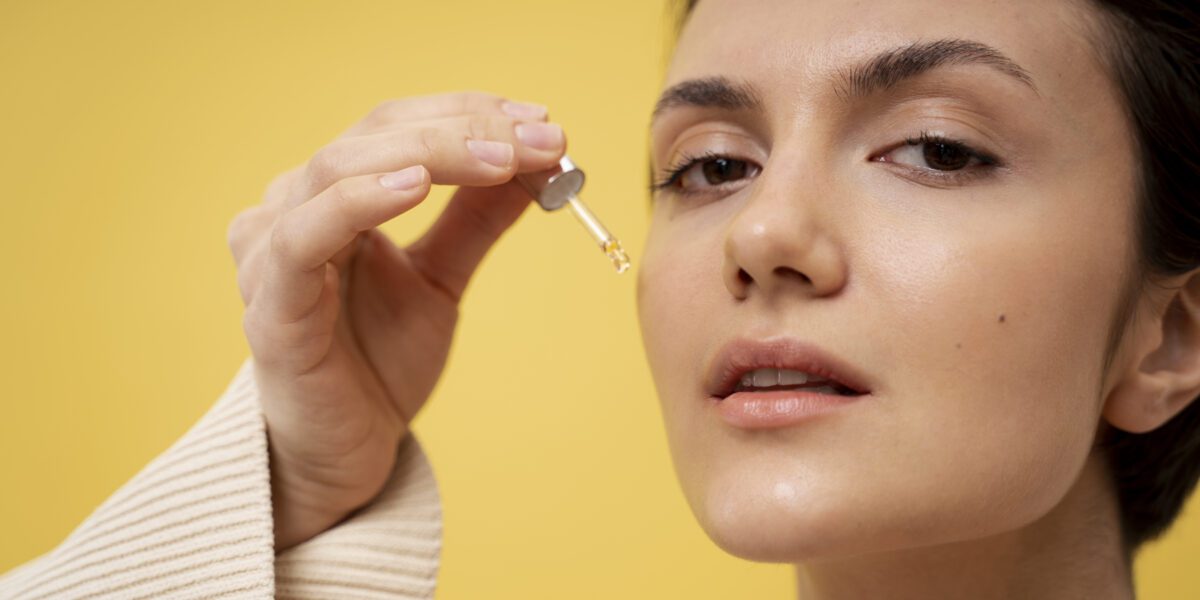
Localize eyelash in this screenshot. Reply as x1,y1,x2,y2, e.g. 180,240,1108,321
650,132,1002,197
885,131,1001,185
650,150,746,197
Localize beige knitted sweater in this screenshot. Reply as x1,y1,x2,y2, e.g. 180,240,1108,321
0,356,443,599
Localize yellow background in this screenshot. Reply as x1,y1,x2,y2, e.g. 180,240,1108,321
0,1,1195,597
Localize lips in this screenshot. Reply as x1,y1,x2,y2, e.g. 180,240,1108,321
705,337,873,400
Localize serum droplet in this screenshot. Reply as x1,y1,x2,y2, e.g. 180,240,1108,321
603,239,631,274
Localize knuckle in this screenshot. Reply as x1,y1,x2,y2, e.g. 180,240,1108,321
455,90,501,112
263,171,288,198
367,98,406,127
461,200,505,240
227,207,267,260
268,214,298,263
236,266,256,304
237,243,264,284
226,210,250,251
327,180,364,227
305,142,344,192
263,166,301,204
464,114,510,142
410,126,440,164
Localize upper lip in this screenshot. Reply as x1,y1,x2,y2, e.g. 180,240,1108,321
705,336,873,399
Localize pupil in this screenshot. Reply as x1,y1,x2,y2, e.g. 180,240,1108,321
702,158,746,184
922,143,970,170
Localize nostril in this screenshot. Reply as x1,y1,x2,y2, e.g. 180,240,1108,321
774,266,811,284
737,269,753,284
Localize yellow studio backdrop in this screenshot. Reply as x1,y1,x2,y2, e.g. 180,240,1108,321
0,1,1196,598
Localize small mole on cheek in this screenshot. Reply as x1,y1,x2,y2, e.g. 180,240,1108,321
956,342,962,349
998,314,1006,323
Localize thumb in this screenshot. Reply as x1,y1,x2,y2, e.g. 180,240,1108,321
406,180,533,302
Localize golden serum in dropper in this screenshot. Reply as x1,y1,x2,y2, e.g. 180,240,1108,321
516,155,631,273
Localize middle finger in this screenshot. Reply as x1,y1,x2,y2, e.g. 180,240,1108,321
291,114,566,210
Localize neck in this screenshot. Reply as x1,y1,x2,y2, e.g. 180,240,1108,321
793,452,1134,599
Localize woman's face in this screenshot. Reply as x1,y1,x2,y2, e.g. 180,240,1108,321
636,0,1138,561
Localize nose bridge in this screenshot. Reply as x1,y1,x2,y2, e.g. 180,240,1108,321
722,142,848,301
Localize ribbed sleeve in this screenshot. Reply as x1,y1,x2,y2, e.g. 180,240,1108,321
0,356,443,599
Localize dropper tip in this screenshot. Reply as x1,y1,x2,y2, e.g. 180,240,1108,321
604,239,632,274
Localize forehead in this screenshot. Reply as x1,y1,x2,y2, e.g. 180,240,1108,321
668,0,1106,111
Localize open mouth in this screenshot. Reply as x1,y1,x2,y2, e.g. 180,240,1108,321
723,380,864,398
715,364,868,398
706,337,874,401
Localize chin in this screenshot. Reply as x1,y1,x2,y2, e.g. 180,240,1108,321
685,472,1006,565
686,475,868,563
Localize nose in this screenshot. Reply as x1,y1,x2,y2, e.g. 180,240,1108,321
722,162,849,301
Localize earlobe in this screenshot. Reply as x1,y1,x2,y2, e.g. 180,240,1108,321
1103,271,1200,435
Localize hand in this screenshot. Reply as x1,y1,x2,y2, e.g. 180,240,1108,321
225,92,565,551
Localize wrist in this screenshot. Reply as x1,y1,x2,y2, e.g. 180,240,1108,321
267,449,391,553
271,485,355,552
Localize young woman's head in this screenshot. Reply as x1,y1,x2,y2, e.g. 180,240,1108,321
634,0,1200,589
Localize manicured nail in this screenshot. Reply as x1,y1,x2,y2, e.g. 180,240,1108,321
378,165,426,190
515,122,564,151
501,100,548,120
467,139,514,167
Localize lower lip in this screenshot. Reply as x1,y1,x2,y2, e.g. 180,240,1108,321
710,389,865,429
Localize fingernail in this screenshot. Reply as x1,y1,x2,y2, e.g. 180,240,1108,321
378,165,426,190
515,122,564,151
467,139,514,168
501,100,548,120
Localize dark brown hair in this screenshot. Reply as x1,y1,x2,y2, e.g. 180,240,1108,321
672,0,1200,561
1081,0,1200,560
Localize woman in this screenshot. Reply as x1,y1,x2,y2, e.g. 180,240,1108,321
3,0,1198,597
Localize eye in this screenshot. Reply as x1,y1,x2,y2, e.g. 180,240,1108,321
873,132,1001,185
651,151,761,197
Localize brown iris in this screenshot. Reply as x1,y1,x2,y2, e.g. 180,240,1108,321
922,141,972,170
701,157,749,184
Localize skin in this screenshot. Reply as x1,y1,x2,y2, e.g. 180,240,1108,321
225,0,1200,593
637,0,1200,598
228,92,566,550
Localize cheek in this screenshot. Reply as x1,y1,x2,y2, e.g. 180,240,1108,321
862,192,1119,416
846,187,1126,531
635,179,1130,562
637,217,720,404
636,212,732,495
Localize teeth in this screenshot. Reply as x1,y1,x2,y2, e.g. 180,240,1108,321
738,368,817,389
753,368,778,387
778,370,809,386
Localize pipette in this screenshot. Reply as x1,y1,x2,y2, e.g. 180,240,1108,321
516,155,631,274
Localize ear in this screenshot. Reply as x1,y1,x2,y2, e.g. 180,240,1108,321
1103,270,1200,434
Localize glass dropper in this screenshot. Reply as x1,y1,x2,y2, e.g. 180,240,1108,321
515,155,631,274
565,194,630,273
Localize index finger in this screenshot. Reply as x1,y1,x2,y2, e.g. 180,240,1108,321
335,91,549,140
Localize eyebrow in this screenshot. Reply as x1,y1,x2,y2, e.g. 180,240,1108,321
838,39,1036,98
649,38,1037,125
651,76,763,124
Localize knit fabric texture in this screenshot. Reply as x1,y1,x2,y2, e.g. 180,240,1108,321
0,356,443,599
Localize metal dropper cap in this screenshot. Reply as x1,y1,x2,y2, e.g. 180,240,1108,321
515,155,630,273
516,155,586,211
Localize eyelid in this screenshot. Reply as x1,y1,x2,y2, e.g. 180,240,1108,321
908,131,1001,166
651,153,762,196
871,132,1003,187
652,150,718,190
652,130,765,197
652,127,763,177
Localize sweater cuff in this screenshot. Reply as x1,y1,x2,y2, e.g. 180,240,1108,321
0,356,442,599
273,373,443,598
